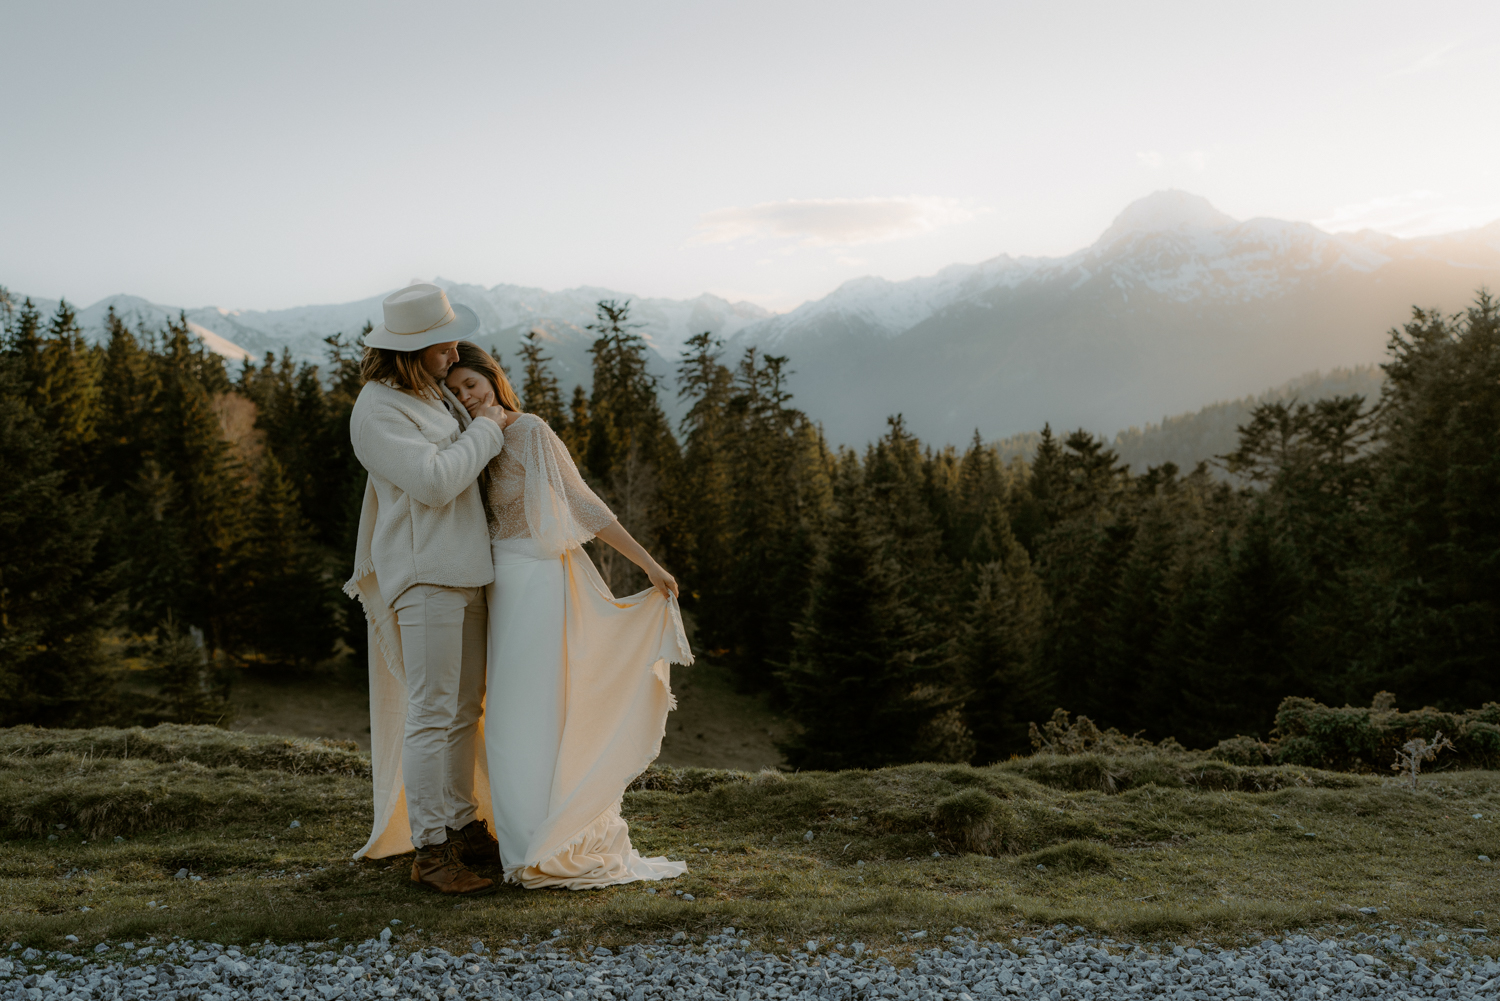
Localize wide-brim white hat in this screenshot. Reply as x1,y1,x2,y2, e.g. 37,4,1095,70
366,283,479,351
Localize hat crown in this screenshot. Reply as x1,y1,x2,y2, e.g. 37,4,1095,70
381,284,455,336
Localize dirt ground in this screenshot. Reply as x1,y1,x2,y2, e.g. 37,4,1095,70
228,659,790,770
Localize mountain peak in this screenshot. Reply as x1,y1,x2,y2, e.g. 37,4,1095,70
1097,190,1238,246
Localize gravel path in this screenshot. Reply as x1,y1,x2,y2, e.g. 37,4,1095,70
5,922,1497,1000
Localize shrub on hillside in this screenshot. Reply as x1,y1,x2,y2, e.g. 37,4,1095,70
1269,694,1500,772
1027,709,1181,757
1209,735,1271,766
932,787,1013,853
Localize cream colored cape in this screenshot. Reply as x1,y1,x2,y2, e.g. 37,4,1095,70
345,387,495,859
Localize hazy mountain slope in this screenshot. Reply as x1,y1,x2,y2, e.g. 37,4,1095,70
732,191,1500,447
1110,365,1385,474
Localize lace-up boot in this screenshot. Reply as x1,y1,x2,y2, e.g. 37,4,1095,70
411,840,495,895
446,818,501,866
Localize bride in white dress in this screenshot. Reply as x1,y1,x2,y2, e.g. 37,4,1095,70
445,342,691,890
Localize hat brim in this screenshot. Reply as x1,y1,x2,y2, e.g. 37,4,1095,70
364,303,480,351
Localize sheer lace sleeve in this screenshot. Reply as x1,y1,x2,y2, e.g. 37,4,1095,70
516,414,616,556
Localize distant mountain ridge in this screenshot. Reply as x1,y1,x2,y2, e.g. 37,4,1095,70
14,190,1499,446
19,283,771,411
726,190,1500,445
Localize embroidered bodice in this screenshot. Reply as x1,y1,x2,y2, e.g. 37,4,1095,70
485,413,616,548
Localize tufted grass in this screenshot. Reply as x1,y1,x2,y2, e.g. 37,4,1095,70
2,726,1498,957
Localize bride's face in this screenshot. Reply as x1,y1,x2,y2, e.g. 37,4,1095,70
445,366,496,414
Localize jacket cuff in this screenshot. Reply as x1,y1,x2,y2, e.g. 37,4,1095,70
469,415,506,449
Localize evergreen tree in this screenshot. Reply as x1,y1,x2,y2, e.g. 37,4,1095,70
325,326,373,665
519,330,568,430
961,505,1052,763
1009,423,1061,551
1146,503,1306,747
715,348,830,689
230,452,337,664
1362,295,1500,706
0,354,119,726
672,332,734,634
582,300,678,592
148,320,247,650
96,308,165,494
778,460,959,768
863,415,956,607
140,618,233,725
7,299,102,484
951,430,1007,561
566,384,590,460
1032,430,1134,723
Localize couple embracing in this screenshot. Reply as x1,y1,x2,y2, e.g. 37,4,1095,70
343,284,691,895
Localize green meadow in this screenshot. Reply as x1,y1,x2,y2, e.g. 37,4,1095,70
2,725,1497,959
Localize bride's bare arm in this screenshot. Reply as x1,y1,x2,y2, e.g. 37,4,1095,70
593,521,679,599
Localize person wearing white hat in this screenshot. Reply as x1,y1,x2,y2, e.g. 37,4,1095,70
344,284,519,895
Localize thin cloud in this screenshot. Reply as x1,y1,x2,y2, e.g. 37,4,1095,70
695,196,976,246
1313,190,1500,237
1392,43,1458,77
1137,149,1210,171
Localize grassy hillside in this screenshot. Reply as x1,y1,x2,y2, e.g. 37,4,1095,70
2,725,1496,957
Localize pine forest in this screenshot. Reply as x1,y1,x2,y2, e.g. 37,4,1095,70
2,289,1497,767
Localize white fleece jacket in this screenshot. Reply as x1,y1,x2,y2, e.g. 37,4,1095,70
346,380,505,610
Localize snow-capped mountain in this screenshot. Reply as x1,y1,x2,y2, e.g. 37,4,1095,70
24,282,772,402
729,190,1500,445
16,190,1500,446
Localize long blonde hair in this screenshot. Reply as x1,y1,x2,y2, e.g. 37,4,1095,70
360,347,440,399
453,342,521,411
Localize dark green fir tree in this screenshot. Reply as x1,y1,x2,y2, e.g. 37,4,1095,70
961,502,1053,762
778,463,958,769
519,330,568,431
0,354,119,726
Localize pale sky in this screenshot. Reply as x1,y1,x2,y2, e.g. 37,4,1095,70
4,0,1498,313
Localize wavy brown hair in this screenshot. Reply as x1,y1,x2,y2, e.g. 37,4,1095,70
359,346,440,399
452,342,521,411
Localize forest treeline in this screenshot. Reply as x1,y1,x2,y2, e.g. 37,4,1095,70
2,289,1497,766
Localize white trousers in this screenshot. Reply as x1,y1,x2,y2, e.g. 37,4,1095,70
391,583,487,849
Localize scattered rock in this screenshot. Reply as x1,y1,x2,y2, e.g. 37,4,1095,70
10,925,1496,1000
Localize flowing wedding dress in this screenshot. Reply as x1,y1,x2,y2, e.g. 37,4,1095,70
482,413,691,889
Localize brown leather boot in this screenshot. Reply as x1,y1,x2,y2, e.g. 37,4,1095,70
411,840,495,895
446,818,500,866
